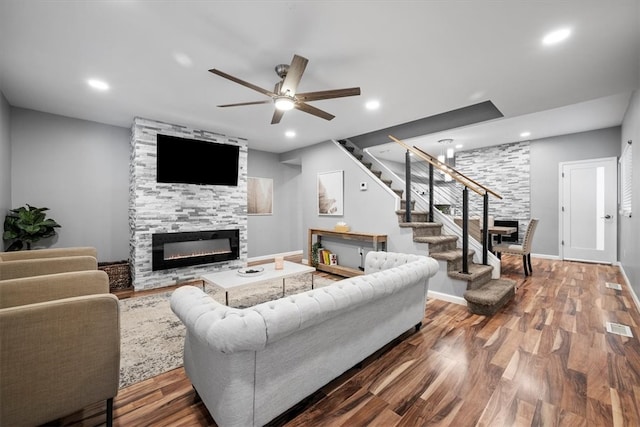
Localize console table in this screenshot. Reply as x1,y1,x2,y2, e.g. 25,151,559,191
308,228,387,277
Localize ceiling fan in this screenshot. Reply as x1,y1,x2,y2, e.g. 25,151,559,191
209,54,361,124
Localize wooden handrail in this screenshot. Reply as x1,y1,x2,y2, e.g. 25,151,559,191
389,135,502,200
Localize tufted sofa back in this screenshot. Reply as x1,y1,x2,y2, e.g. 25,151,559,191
364,251,423,274
171,252,439,354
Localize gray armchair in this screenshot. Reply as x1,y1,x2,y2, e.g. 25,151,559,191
0,270,120,426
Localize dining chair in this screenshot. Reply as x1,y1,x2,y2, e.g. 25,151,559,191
493,218,539,276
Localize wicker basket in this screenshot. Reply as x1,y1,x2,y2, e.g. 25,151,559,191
98,260,132,291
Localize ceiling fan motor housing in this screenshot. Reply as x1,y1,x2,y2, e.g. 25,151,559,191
275,64,289,79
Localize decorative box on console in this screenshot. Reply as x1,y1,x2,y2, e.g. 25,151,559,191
334,222,350,232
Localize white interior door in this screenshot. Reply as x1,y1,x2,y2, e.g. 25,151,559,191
560,157,617,263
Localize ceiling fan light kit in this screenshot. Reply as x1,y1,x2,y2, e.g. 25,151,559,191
274,96,295,111
209,54,361,124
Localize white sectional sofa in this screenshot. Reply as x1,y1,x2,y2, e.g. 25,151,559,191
170,251,439,427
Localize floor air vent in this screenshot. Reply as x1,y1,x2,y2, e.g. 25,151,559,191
605,282,623,290
606,322,633,337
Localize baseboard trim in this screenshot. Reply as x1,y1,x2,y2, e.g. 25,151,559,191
531,253,559,260
616,262,640,313
247,250,303,264
428,290,467,306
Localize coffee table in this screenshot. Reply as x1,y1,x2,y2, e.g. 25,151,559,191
201,261,316,306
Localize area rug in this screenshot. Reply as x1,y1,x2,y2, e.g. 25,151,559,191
118,273,334,388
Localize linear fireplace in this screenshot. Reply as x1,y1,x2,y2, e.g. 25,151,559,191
152,229,240,271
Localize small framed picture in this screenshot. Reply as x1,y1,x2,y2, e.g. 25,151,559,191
317,170,343,216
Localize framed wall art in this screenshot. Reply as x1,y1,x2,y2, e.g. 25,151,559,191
248,177,273,215
317,170,343,216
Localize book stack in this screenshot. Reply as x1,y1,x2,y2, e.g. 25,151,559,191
317,248,338,266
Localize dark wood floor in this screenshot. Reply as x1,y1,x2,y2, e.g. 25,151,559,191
61,256,640,426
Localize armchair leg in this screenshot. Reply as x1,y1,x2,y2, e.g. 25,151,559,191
527,253,533,274
522,255,529,276
106,398,113,427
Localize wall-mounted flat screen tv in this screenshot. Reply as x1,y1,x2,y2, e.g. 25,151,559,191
156,134,239,186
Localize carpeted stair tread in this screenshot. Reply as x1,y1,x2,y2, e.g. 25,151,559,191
448,263,493,281
463,279,517,316
429,248,475,261
396,210,428,222
413,235,458,245
398,222,441,229
396,210,429,216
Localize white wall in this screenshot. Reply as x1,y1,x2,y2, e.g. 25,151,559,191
247,149,302,258
296,140,415,268
620,90,640,295
10,108,130,261
0,92,11,226
529,127,621,256
5,108,306,264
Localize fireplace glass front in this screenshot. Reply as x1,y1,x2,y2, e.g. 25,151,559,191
152,229,240,271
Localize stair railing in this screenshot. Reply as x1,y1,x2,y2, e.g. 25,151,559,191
390,135,503,273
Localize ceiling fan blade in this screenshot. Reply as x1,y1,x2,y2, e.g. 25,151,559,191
271,108,285,124
209,69,275,97
280,54,308,96
218,100,272,108
296,87,361,102
295,102,335,121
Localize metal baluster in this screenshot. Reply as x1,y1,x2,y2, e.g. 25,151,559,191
462,186,469,274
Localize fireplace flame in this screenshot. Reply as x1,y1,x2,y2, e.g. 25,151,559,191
164,249,232,261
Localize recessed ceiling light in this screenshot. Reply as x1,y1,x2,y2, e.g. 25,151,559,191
520,131,531,138
173,52,193,68
455,144,463,149
87,79,109,91
365,100,380,110
285,130,296,138
469,91,485,101
542,28,571,45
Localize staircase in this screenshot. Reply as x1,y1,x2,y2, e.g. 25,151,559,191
338,139,516,316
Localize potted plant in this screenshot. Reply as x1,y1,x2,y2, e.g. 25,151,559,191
311,242,322,267
3,204,61,250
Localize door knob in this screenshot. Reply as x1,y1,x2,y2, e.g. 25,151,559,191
602,214,612,219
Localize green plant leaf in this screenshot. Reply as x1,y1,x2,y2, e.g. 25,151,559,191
2,204,61,249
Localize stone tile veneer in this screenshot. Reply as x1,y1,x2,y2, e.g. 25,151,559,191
130,117,248,290
454,141,531,241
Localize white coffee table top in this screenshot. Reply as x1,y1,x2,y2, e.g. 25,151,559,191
201,261,315,292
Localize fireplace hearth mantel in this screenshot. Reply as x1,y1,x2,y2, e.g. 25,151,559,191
130,117,248,290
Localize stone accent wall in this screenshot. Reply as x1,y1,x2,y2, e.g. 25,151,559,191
454,141,531,241
129,117,248,290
